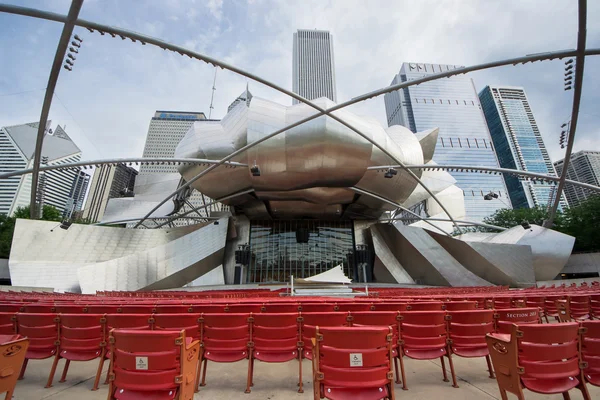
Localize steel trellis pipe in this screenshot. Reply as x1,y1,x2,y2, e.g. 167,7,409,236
544,0,587,227
26,0,84,219
2,4,598,228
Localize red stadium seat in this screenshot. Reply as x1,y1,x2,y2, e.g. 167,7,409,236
118,305,156,314
446,310,495,379
54,305,86,314
444,301,477,311
15,313,59,386
261,303,300,313
225,304,262,313
0,334,28,400
22,304,55,313
93,314,152,390
47,314,105,388
486,323,590,399
107,329,199,400
189,304,226,313
494,307,539,334
398,311,457,389
198,313,250,389
371,302,409,312
154,304,192,314
300,312,349,360
312,326,395,400
581,320,600,387
543,295,565,323
299,303,337,313
151,314,200,340
84,304,121,314
0,304,23,313
407,301,445,311
335,303,373,312
348,311,402,385
0,313,16,335
246,313,302,393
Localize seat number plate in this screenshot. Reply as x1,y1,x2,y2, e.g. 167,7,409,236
350,353,363,367
135,357,148,370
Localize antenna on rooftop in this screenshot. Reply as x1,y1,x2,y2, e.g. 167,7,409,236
208,67,217,119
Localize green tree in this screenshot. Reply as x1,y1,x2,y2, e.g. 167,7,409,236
483,206,564,229
13,205,62,222
560,195,600,252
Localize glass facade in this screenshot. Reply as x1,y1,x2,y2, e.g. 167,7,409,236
479,86,567,210
384,63,511,221
247,220,356,283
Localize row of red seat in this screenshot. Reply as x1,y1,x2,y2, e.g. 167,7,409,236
4,308,542,393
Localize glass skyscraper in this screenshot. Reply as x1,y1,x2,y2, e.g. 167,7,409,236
384,63,511,221
554,151,600,207
479,86,567,210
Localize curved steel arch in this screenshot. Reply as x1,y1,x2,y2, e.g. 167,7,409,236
0,3,596,230
367,164,600,193
545,0,587,227
0,157,247,180
377,217,508,232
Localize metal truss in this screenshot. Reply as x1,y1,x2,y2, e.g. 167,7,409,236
0,1,594,231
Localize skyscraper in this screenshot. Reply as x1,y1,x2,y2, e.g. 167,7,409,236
83,163,138,222
64,169,90,218
554,151,600,207
0,122,83,216
292,29,337,103
384,63,511,221
479,86,567,210
140,111,207,175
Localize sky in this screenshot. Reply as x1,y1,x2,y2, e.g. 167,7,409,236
0,0,599,166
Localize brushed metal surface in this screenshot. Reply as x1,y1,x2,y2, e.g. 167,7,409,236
174,96,444,219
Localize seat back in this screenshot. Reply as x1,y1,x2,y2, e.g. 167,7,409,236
261,303,300,313
407,301,445,311
299,303,337,313
517,323,582,384
398,311,447,358
16,313,59,359
336,303,373,312
251,313,299,362
0,312,16,334
108,329,198,399
54,305,86,314
444,301,477,311
371,302,409,312
0,304,23,313
22,304,55,313
84,304,120,314
0,335,28,394
154,304,192,314
151,314,201,340
58,314,104,360
189,304,226,313
300,312,349,359
447,310,494,357
199,313,250,362
570,295,591,320
580,320,600,378
494,307,539,333
118,305,156,314
225,304,262,313
313,326,394,397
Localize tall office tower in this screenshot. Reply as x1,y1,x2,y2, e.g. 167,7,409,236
479,86,567,210
140,111,207,175
292,29,337,104
0,122,82,216
384,63,511,221
64,169,90,218
554,151,600,207
83,163,138,222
